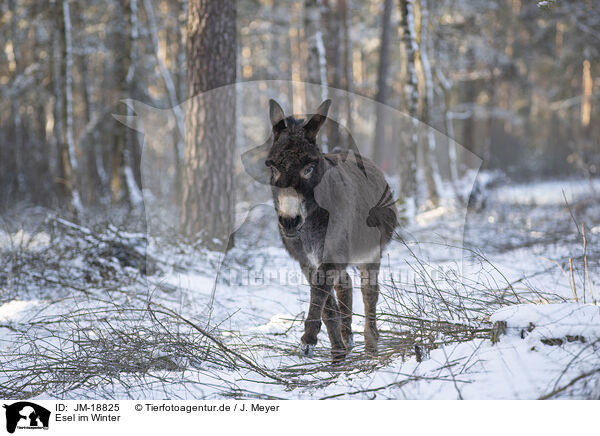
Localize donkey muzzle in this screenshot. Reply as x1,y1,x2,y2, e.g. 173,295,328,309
276,187,306,237
279,214,304,237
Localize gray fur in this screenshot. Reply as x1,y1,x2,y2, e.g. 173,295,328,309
262,100,398,360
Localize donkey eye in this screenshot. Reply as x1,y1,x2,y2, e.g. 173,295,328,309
302,165,314,178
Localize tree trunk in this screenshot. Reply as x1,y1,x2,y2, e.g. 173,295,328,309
111,0,142,206
373,0,394,168
73,2,102,205
462,47,477,157
340,0,354,137
437,68,460,194
398,0,418,208
304,0,328,108
110,3,128,204
416,0,440,207
124,0,143,206
323,0,342,151
58,0,82,215
144,0,185,206
181,0,236,249
9,0,23,197
174,0,188,204
581,59,592,130
177,0,188,102
52,13,63,206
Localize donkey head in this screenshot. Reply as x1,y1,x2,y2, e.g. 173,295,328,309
265,99,331,238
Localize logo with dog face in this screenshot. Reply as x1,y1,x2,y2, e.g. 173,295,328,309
3,402,50,434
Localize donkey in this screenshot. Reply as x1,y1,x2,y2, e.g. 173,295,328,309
265,99,397,360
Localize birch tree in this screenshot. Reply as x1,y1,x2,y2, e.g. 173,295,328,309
124,0,143,206
9,0,23,196
58,0,82,215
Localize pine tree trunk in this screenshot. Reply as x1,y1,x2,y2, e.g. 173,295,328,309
340,0,354,136
289,5,303,114
373,0,394,168
177,0,188,102
329,0,355,151
110,2,129,204
174,0,188,205
304,0,328,108
417,0,440,207
462,47,476,157
181,0,236,249
110,0,142,206
581,59,592,130
73,3,102,205
322,0,341,151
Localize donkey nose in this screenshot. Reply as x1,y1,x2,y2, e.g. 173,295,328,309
279,215,303,233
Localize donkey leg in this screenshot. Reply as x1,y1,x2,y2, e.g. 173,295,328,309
360,263,380,355
322,293,347,361
299,267,330,357
334,270,354,349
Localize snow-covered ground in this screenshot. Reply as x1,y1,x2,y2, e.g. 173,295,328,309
0,177,599,399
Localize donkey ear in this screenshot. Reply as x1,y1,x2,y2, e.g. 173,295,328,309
304,99,331,141
269,99,286,134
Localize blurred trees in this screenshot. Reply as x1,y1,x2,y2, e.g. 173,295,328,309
0,0,598,219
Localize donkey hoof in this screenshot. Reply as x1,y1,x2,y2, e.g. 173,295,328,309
332,349,347,363
344,334,355,350
365,343,378,357
298,342,315,357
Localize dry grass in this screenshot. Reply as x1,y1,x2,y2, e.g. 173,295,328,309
1,211,596,399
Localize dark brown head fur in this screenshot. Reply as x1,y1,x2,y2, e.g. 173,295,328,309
265,100,331,237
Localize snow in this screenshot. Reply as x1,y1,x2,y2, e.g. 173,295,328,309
253,313,301,333
0,300,39,322
492,178,600,206
0,229,51,251
491,303,600,344
0,177,598,399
